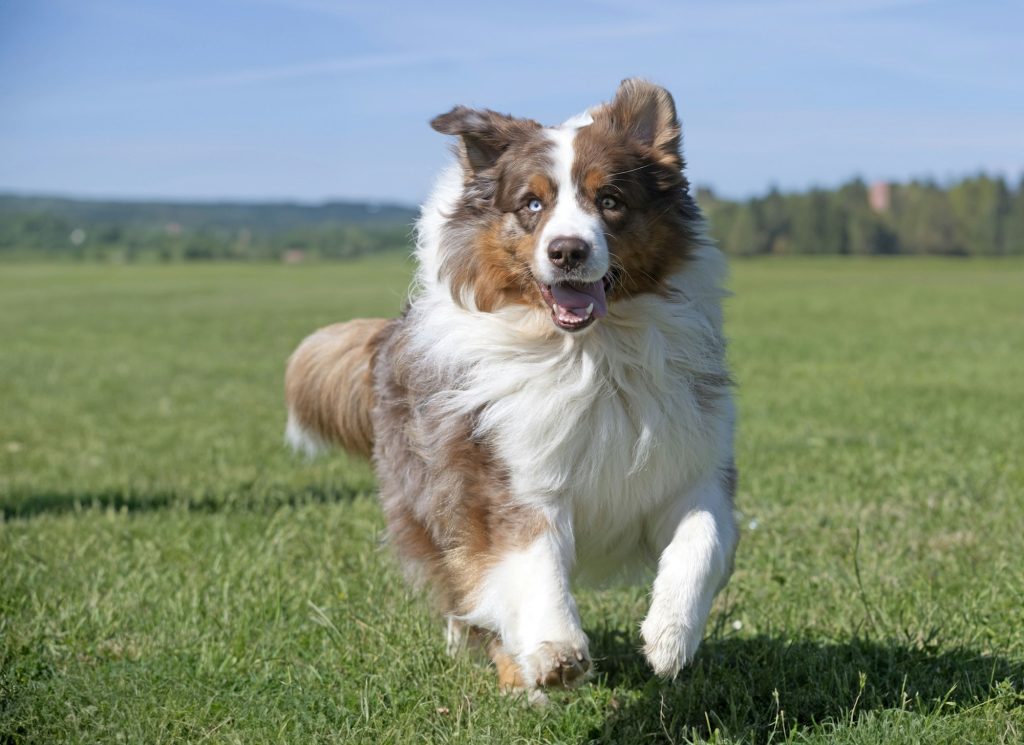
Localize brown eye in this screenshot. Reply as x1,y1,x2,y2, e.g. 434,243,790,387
600,195,619,211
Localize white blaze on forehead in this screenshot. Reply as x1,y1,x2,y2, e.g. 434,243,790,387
535,123,609,286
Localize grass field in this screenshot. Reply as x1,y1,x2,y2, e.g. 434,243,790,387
2,257,1023,744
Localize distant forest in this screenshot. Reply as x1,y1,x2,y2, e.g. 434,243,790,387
1,173,1022,261
700,174,1024,257
0,196,417,262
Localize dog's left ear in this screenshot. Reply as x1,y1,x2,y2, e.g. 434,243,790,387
605,78,682,172
431,106,541,177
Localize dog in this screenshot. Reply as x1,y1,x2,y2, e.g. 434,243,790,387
285,79,737,702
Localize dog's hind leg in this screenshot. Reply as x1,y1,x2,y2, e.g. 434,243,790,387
640,466,738,677
444,617,491,661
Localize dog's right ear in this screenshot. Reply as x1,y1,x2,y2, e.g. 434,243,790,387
431,106,540,176
605,78,682,172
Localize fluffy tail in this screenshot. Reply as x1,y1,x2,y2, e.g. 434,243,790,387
284,318,390,459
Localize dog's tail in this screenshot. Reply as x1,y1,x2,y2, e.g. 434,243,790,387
284,318,390,459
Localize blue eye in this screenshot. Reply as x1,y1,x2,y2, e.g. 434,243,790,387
600,195,619,210
527,198,543,212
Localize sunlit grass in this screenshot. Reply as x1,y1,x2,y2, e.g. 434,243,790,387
2,257,1022,743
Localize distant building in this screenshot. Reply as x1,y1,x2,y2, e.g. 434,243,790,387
283,249,306,264
869,181,891,213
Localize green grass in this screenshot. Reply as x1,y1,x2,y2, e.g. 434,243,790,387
2,257,1022,744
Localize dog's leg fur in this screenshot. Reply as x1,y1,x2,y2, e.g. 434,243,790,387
462,516,591,693
640,467,738,677
487,638,526,691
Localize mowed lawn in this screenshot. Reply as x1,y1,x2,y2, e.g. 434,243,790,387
1,257,1022,744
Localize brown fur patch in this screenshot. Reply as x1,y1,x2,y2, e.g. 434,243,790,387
489,638,526,692
284,317,389,458
371,322,548,615
443,217,543,313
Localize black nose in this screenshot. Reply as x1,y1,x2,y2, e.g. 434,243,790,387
547,237,591,271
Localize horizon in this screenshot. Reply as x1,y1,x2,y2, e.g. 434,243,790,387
2,0,1023,204
2,166,1023,209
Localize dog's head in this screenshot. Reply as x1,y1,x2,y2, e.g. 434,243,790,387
431,78,702,333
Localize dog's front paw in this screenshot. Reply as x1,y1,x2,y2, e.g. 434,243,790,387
521,640,592,689
640,610,702,678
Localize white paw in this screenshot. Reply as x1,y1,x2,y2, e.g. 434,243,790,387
519,639,592,689
640,610,703,678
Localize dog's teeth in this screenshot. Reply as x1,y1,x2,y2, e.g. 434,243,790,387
585,303,594,316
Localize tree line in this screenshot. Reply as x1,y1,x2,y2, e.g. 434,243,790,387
1,173,1022,261
0,196,416,262
700,174,1024,256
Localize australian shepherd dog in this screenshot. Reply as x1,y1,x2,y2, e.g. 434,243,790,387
285,79,737,702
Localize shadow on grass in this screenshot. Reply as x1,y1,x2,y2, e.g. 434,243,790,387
1,482,370,521
586,629,1024,743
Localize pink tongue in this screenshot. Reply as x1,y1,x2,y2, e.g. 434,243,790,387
550,280,607,319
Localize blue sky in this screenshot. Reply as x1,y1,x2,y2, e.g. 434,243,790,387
1,0,1022,204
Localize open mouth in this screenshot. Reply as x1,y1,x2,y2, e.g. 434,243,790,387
537,274,612,332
